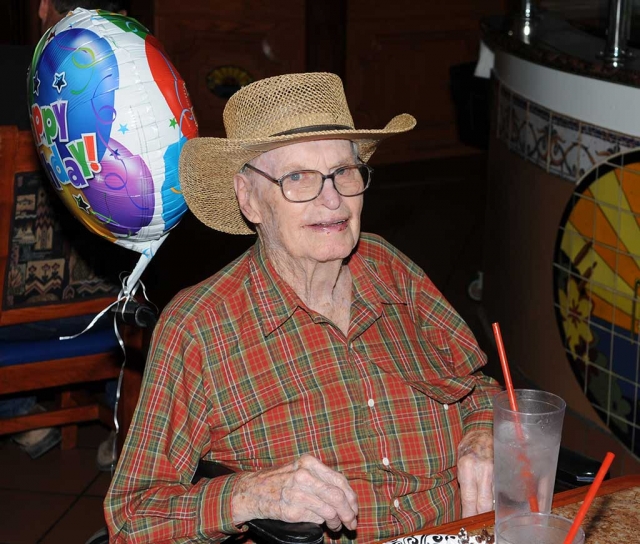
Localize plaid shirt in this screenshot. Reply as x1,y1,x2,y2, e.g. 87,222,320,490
105,233,501,543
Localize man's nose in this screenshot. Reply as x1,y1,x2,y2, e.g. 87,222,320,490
315,177,342,208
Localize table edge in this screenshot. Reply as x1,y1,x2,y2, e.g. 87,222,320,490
372,474,640,543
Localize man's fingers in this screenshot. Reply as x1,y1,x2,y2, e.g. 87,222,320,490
458,458,477,517
458,455,494,518
313,481,358,530
290,465,358,530
477,463,494,513
302,456,359,515
457,430,495,518
277,486,355,531
459,480,478,518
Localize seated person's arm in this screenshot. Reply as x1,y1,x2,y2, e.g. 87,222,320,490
105,313,357,543
105,313,241,543
418,277,501,518
450,325,500,517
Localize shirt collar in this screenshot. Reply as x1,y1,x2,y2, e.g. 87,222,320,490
249,237,406,337
249,240,300,336
349,246,406,308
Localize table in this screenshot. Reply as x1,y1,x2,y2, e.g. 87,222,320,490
376,474,640,543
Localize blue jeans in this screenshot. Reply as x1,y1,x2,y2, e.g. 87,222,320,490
0,396,36,418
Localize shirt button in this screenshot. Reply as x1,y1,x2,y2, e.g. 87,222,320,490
443,404,449,410
368,398,375,408
382,457,390,466
394,499,400,508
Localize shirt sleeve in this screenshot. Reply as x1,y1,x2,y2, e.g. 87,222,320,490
415,272,503,436
104,312,247,543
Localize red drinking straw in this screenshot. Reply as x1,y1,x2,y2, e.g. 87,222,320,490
492,322,540,513
562,452,615,544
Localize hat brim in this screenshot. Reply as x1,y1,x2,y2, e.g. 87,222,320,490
179,113,417,235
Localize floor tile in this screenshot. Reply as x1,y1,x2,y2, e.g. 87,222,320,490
40,496,107,544
0,439,101,495
85,471,113,498
0,489,75,543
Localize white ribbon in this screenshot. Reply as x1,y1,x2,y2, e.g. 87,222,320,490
59,271,158,474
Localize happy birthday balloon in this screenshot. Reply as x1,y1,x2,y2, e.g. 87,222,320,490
27,8,198,291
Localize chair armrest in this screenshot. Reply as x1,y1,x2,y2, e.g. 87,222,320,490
193,460,324,544
246,519,323,544
111,300,158,329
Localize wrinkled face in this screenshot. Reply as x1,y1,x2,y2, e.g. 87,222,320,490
237,139,363,266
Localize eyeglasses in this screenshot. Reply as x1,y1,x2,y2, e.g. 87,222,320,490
242,162,373,203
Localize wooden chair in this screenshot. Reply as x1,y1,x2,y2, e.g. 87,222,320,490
0,125,144,451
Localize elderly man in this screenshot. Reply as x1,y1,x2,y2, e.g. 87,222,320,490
105,72,501,543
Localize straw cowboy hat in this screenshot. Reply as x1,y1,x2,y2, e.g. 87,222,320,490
179,72,416,235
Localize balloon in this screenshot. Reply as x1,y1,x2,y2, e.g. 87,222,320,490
27,8,198,291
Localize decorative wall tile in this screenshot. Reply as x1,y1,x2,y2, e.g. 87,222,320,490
550,114,581,181
496,76,640,186
526,102,551,171
578,124,626,178
509,94,528,155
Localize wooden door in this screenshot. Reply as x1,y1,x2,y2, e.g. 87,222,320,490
153,0,306,137
345,0,506,164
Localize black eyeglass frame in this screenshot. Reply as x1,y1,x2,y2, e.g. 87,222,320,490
242,161,373,203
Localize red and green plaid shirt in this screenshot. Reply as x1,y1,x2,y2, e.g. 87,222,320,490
106,233,501,543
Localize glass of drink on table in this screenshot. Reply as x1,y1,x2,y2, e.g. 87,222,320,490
493,389,566,526
496,512,584,544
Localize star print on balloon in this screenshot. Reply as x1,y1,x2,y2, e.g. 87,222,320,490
33,72,40,96
27,8,198,293
73,193,91,213
52,72,67,92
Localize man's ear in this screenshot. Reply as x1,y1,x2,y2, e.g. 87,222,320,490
234,173,262,225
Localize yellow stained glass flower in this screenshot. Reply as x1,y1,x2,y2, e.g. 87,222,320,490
559,277,593,358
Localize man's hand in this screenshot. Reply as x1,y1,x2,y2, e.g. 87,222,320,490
231,454,358,532
457,429,494,518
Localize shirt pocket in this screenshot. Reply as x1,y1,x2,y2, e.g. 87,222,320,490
363,321,476,405
407,375,475,405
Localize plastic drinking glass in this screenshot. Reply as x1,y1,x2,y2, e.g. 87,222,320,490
496,512,585,544
493,389,566,526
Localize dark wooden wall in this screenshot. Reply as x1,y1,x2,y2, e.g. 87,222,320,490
5,0,507,163
149,0,507,163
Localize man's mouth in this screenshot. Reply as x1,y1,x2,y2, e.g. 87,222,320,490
308,219,349,231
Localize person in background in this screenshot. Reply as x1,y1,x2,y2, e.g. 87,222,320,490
38,0,128,33
105,72,501,543
0,0,130,462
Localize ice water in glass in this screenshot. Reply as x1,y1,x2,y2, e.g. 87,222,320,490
493,389,566,526
496,512,584,544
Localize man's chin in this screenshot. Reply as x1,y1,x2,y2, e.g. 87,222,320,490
310,242,358,264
